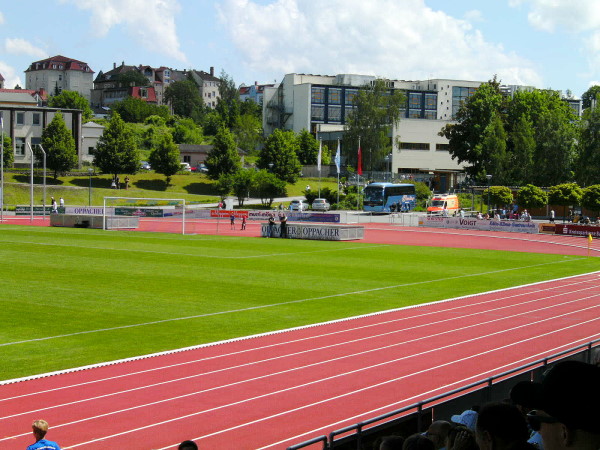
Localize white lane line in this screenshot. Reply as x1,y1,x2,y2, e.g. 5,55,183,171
65,316,600,449
2,295,598,441
0,258,588,349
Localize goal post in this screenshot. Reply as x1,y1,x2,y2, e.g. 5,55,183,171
103,197,187,234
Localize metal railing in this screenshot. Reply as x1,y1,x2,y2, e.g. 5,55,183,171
287,339,599,450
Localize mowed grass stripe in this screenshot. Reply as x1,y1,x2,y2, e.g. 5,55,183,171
0,225,596,380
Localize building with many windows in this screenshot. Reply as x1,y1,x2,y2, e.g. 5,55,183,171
25,55,94,102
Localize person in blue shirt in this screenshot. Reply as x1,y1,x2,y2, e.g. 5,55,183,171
27,420,61,450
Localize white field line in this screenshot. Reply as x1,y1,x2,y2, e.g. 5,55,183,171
57,315,600,448
0,258,587,349
1,269,598,386
2,275,595,399
1,293,598,441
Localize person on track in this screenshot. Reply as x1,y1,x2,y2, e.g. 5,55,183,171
27,420,61,450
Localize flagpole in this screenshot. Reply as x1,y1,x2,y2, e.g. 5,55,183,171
356,137,361,211
335,139,340,205
1,115,3,222
318,138,322,199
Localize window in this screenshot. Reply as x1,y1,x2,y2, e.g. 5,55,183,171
452,86,477,117
345,89,358,105
409,93,422,109
32,113,41,126
328,106,342,122
15,138,26,156
183,155,191,163
424,110,436,120
311,104,325,122
88,146,95,156
425,94,437,110
400,142,429,151
16,112,25,125
311,87,326,104
328,88,341,105
31,137,41,151
436,143,450,151
408,109,422,119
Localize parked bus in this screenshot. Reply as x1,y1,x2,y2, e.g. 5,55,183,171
363,183,417,213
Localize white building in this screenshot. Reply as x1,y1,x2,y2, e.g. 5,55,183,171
25,55,94,102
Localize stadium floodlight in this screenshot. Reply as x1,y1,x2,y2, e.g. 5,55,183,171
103,196,187,234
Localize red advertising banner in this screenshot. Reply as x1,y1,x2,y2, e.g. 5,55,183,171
210,209,249,218
554,224,600,238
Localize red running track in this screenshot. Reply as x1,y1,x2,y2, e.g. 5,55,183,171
1,272,599,449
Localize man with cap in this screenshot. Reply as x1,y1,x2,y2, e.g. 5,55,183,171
451,408,478,431
526,360,600,450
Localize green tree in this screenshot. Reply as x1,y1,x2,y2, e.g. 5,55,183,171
233,113,262,154
142,123,170,150
205,127,242,180
48,90,93,122
216,70,240,129
481,114,509,185
41,113,78,179
94,112,140,179
296,129,320,165
548,183,583,221
1,134,14,168
239,98,262,120
172,118,204,144
508,116,535,185
439,78,504,182
253,169,286,207
232,169,255,207
517,184,548,210
581,85,600,109
116,70,150,87
257,129,302,183
576,104,600,186
344,79,405,172
581,185,600,216
215,173,233,200
148,133,181,186
482,186,513,209
164,80,203,118
203,111,225,136
112,96,169,123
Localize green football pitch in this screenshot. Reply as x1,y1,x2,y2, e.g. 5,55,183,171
0,225,596,381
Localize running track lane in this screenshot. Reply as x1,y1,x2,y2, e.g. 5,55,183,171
1,272,599,449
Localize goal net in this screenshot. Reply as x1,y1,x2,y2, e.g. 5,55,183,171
103,197,187,234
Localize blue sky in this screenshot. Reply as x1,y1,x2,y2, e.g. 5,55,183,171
0,0,598,98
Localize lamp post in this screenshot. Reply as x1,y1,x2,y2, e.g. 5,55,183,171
88,168,93,206
386,152,392,182
486,174,492,215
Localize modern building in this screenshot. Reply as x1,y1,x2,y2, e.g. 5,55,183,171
0,88,100,168
25,55,94,101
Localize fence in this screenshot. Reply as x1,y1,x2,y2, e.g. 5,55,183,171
286,339,599,450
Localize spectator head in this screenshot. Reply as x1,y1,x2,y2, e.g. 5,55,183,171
379,435,405,450
475,402,530,450
510,380,542,415
424,420,452,449
527,360,600,450
450,409,478,430
445,425,478,450
403,433,435,450
178,440,198,450
32,420,49,440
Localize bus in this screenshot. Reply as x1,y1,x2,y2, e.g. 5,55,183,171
363,183,417,213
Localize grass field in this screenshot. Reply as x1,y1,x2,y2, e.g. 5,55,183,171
0,224,597,381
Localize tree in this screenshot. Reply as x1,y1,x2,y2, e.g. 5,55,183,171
481,115,509,185
233,113,262,155
40,113,77,179
116,70,150,87
439,78,504,182
257,129,302,183
517,184,548,210
94,112,140,179
548,183,583,221
48,90,93,122
172,118,204,144
164,80,203,118
482,186,513,209
581,185,600,217
582,85,600,109
232,169,255,206
205,127,241,180
215,174,233,200
148,133,181,186
344,79,405,172
1,134,13,168
507,116,535,185
296,129,320,165
576,105,600,186
253,169,286,207
216,70,240,129
111,96,169,123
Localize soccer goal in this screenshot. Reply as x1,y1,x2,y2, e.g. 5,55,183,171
103,197,187,234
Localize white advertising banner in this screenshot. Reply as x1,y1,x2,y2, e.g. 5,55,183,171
420,216,538,234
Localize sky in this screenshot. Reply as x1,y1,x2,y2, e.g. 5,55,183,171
0,0,599,98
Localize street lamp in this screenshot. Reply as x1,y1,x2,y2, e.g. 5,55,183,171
486,174,492,215
88,168,93,206
387,152,392,182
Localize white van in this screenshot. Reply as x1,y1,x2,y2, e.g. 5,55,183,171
180,162,192,172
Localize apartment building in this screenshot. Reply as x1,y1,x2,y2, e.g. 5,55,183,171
25,55,94,102
239,81,276,105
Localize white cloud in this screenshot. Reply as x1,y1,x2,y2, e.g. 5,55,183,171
0,62,23,89
4,38,48,59
58,0,187,63
217,0,542,88
0,11,5,25
512,0,600,33
464,10,484,23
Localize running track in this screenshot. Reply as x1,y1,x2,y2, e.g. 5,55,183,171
0,219,599,449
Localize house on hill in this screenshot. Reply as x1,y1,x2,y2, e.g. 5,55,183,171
25,55,94,101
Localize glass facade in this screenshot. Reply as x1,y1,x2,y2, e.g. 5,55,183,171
452,86,477,117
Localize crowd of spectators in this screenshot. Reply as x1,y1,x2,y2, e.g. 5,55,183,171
375,359,599,450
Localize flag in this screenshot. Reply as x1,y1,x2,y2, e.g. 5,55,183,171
317,139,322,172
357,141,363,176
589,234,593,244
334,140,341,174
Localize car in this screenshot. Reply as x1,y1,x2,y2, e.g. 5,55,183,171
197,163,209,173
180,162,192,172
289,199,309,211
311,198,330,211
140,161,151,170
